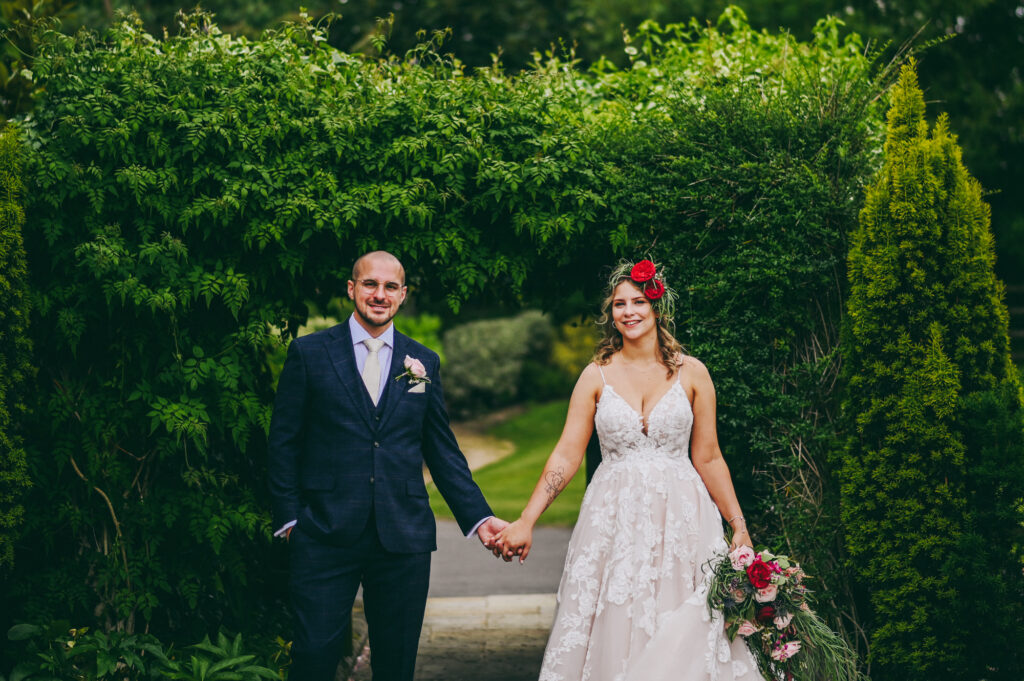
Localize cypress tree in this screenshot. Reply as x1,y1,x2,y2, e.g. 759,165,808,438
0,125,32,569
841,60,1024,680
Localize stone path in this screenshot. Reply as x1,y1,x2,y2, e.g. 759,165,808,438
424,405,523,483
347,594,555,681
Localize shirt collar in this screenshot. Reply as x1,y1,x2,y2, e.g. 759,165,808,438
348,313,394,349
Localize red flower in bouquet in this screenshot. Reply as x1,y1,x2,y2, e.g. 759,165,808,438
746,558,773,588
755,605,776,624
644,279,666,300
630,259,656,283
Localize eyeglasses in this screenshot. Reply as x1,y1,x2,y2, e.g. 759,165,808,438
356,279,403,294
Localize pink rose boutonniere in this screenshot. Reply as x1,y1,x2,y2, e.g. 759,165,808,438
395,355,431,385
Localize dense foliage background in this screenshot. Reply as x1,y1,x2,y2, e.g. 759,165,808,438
0,4,1020,680
6,0,1021,300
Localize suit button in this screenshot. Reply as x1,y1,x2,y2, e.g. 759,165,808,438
375,416,381,421
373,441,380,448
369,476,375,484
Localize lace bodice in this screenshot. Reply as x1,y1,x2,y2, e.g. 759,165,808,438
595,379,694,462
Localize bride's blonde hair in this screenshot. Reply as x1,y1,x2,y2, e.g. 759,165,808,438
593,260,684,378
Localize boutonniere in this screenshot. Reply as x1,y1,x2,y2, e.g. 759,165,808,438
395,355,431,385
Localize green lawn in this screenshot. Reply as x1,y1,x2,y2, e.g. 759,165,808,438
429,400,586,526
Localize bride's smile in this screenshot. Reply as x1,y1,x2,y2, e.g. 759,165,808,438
612,281,657,339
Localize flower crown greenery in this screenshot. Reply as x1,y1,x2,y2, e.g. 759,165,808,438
607,258,678,332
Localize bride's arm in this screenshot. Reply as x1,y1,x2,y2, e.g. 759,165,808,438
687,357,753,550
493,364,602,562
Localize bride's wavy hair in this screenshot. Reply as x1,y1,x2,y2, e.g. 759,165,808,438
593,259,685,377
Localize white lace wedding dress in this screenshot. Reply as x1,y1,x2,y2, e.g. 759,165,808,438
538,369,761,681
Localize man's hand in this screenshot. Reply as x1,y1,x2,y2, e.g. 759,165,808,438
475,516,509,549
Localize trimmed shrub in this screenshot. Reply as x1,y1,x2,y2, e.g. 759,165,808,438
840,61,1024,680
441,311,556,416
0,125,31,570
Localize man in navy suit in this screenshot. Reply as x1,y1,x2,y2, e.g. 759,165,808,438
268,251,508,681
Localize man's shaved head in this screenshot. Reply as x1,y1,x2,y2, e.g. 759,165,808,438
352,251,405,284
347,250,407,334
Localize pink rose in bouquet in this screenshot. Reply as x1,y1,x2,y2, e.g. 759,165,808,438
754,584,778,603
771,641,802,662
736,621,758,637
729,545,756,570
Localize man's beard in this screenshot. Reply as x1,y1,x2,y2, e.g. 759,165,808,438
356,301,396,329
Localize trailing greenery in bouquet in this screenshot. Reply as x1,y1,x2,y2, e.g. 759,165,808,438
706,546,864,681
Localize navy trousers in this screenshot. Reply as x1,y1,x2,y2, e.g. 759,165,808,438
288,512,431,681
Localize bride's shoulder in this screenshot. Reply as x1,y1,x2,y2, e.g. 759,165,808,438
579,361,605,383
678,354,711,379
571,363,605,403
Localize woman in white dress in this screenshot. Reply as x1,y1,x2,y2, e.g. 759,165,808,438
494,260,762,681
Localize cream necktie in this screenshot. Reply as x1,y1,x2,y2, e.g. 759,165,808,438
362,338,385,406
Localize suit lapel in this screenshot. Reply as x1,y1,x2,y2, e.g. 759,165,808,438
325,323,374,430
376,331,411,432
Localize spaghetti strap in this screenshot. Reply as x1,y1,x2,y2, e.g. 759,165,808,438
596,363,607,384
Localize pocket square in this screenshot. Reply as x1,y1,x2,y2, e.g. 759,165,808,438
408,382,426,393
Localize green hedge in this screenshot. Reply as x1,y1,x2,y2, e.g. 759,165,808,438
840,62,1024,680
7,13,607,638
0,125,31,570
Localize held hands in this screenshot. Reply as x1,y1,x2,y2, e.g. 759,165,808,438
476,516,510,549
492,518,534,564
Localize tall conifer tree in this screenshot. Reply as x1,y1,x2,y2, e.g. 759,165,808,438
841,60,1024,680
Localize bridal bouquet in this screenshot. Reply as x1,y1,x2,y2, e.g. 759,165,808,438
706,546,865,681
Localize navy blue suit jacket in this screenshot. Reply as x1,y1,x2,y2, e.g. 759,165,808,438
267,322,492,553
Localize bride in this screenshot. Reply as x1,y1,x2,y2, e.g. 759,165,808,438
494,259,762,681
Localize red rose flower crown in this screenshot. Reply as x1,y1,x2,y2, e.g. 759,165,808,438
607,258,678,330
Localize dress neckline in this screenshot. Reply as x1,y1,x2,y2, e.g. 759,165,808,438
600,382,689,437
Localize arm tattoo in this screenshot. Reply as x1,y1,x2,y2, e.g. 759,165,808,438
543,466,566,509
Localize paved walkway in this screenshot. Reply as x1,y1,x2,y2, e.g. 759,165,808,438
348,594,556,681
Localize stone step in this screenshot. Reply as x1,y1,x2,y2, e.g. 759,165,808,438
346,594,556,681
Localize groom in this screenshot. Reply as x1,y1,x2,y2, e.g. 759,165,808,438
268,250,507,681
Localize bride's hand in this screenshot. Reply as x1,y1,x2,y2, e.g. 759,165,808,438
493,518,534,564
729,526,752,552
